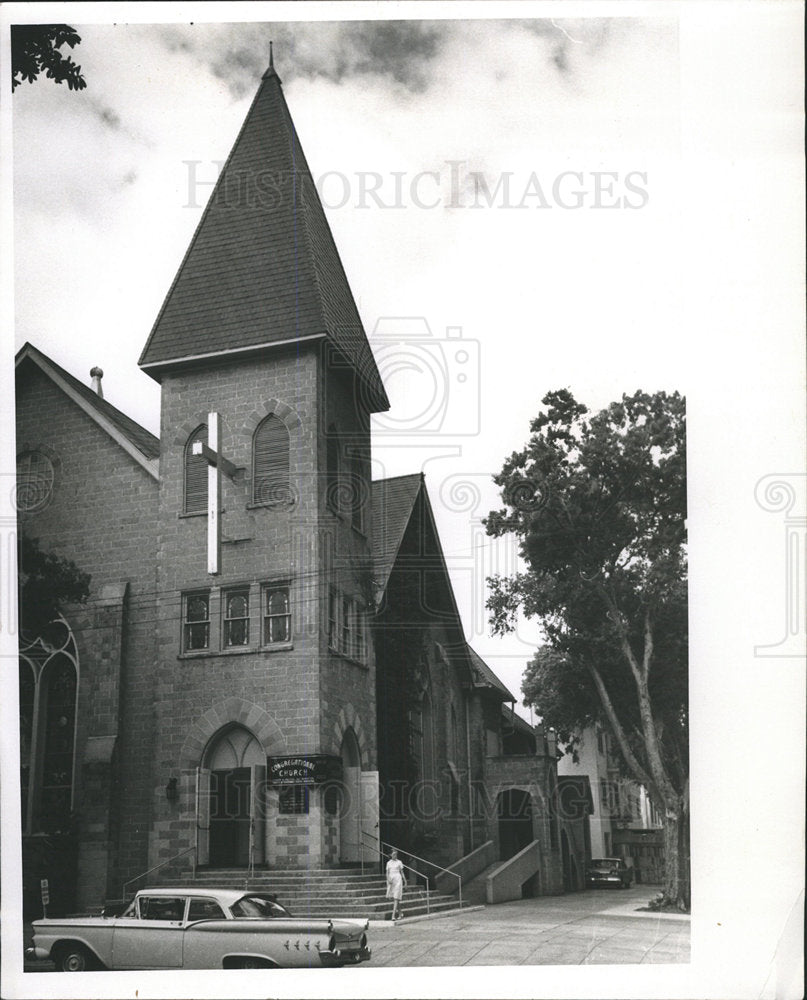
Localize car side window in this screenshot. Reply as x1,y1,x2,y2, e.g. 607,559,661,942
188,898,226,921
138,896,186,921
231,896,290,918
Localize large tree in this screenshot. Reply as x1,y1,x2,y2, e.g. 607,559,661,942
485,389,689,910
11,24,87,92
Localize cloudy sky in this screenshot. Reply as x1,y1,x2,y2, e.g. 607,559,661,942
7,7,803,722
3,4,805,998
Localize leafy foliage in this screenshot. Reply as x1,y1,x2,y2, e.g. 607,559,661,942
18,535,91,641
485,389,689,906
11,25,87,92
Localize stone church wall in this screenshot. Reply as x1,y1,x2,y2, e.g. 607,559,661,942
16,363,159,903
147,346,332,870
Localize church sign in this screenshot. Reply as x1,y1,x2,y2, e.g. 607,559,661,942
269,755,342,785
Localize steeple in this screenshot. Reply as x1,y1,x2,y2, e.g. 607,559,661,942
139,53,389,412
262,40,280,81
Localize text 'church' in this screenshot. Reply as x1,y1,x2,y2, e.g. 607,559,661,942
16,56,580,914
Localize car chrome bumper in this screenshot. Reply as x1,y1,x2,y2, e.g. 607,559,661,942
25,946,51,961
319,946,371,967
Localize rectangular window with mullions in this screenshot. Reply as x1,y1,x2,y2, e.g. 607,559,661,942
183,592,210,651
262,583,291,645
223,589,249,647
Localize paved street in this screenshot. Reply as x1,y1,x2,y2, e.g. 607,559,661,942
363,887,690,967
22,886,688,971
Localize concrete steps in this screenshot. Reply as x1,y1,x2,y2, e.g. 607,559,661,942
143,866,470,920
463,862,504,905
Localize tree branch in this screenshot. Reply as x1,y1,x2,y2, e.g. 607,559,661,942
642,605,654,678
586,660,660,800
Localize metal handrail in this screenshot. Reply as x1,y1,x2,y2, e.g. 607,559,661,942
121,844,197,901
360,834,432,914
377,838,463,910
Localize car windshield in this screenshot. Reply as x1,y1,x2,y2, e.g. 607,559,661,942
230,895,292,919
591,859,619,867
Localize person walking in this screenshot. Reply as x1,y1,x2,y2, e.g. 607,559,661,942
385,849,406,921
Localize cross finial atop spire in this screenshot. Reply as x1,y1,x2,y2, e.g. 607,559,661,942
263,39,280,81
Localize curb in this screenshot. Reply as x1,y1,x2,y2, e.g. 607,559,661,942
600,904,691,922
369,905,485,929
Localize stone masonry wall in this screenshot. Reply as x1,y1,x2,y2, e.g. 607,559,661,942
149,347,326,870
319,358,376,773
16,364,159,904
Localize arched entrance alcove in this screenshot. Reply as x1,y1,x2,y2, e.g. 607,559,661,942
497,788,533,861
202,725,265,868
340,727,362,863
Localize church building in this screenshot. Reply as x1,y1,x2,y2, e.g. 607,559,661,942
15,56,563,914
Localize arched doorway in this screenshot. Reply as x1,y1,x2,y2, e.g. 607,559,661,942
497,788,533,861
204,726,265,867
340,728,362,863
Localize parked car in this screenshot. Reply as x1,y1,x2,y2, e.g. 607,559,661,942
586,857,635,889
27,887,371,971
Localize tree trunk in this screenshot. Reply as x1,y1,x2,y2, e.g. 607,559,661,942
661,804,690,911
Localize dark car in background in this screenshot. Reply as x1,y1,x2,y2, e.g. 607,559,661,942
586,858,634,889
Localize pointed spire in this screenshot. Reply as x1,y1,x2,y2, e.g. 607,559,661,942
139,50,388,413
263,40,280,82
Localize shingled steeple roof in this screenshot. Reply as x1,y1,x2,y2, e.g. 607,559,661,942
138,55,389,412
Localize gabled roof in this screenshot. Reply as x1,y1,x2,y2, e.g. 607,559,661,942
501,702,535,737
138,62,389,413
370,473,424,594
15,343,160,479
371,473,516,702
466,643,516,702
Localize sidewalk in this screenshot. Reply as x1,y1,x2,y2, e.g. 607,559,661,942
364,887,690,966
20,887,690,971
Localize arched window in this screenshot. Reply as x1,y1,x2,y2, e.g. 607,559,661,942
184,425,208,514
253,415,290,505
18,616,79,834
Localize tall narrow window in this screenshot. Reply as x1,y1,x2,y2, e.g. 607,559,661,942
328,588,338,649
326,424,340,512
40,657,77,833
183,592,210,651
421,690,435,782
341,596,351,653
352,603,366,662
223,589,249,647
262,583,291,645
450,705,459,764
350,454,365,532
253,415,290,505
19,662,35,823
184,425,208,514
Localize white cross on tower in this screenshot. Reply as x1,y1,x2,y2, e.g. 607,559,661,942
191,412,238,575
